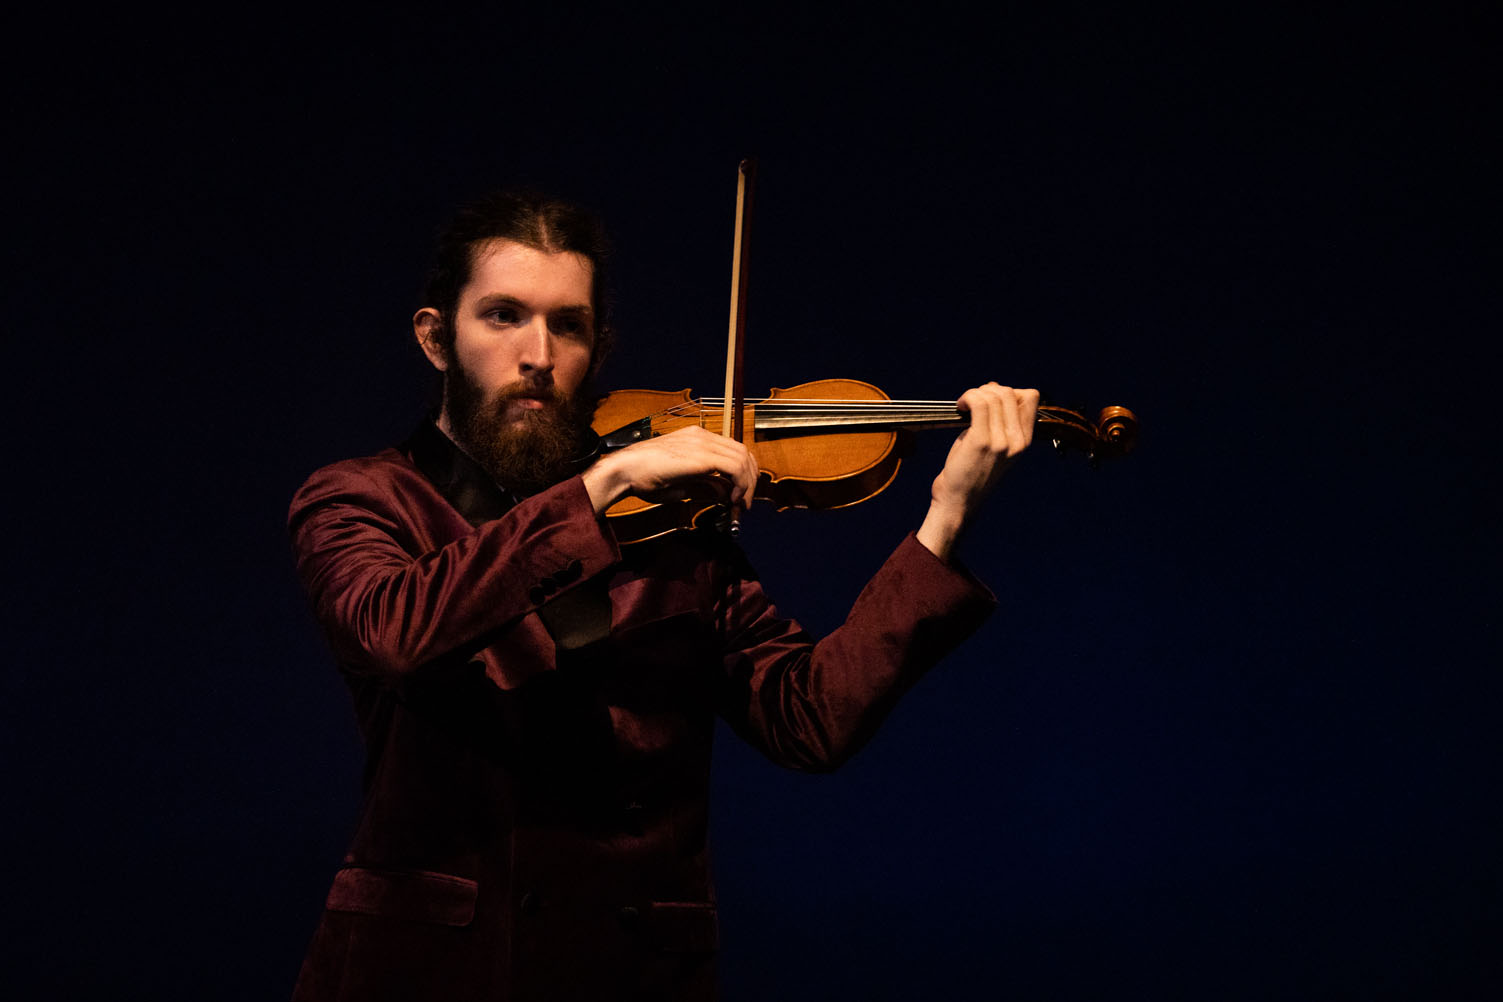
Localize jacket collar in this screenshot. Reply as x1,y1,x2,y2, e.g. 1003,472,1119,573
401,418,517,526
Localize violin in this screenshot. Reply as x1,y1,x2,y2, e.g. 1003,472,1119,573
590,380,1137,543
589,161,1138,545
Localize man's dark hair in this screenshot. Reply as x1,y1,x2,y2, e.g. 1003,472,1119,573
422,190,615,379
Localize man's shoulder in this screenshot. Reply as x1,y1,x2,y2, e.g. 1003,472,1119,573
288,446,433,524
304,446,412,481
298,445,417,489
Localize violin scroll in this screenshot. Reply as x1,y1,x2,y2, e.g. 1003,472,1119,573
1096,406,1138,457
1039,403,1139,463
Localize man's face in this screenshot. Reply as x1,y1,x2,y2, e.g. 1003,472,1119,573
414,238,598,491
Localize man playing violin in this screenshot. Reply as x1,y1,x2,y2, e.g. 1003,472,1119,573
288,190,1039,1001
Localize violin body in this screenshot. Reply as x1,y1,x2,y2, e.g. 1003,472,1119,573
590,378,1137,544
592,379,906,542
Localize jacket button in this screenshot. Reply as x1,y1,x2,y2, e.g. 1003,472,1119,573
558,559,583,584
528,585,546,605
539,578,558,595
623,801,646,836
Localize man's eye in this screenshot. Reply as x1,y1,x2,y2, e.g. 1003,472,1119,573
553,318,590,339
487,308,519,325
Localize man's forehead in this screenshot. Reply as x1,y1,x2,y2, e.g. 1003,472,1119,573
464,238,594,296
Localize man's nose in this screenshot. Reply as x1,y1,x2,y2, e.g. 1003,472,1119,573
518,317,554,375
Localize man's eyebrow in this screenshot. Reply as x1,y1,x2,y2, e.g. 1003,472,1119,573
472,293,592,317
472,293,523,309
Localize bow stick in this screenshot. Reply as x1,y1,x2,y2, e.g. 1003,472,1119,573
722,157,755,535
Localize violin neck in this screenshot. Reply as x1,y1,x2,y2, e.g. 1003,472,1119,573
699,398,966,433
697,398,1101,442
602,393,1132,461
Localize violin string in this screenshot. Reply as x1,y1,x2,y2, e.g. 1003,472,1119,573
647,401,958,417
687,400,1073,418
646,399,1072,416
697,397,960,407
691,397,930,402
630,398,1079,433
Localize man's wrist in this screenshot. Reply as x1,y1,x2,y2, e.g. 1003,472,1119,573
916,503,966,563
581,454,626,516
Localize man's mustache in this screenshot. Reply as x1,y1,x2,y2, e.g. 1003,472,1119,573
490,382,568,409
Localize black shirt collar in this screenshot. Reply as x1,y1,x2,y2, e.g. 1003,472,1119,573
401,418,517,526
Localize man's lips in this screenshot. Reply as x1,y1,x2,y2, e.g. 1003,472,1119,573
501,393,556,416
494,383,561,418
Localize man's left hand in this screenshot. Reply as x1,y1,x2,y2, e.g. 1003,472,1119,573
916,383,1040,562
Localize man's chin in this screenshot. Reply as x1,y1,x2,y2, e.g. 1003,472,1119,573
451,396,591,494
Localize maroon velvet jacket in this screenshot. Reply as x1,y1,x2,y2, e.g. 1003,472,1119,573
288,422,995,1001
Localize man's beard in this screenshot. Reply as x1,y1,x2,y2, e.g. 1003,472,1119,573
445,368,596,497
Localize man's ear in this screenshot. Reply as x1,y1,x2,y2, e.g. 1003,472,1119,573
413,308,449,372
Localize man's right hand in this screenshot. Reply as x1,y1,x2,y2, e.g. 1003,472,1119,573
581,426,760,517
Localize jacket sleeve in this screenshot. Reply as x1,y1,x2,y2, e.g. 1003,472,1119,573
715,532,997,771
288,460,620,679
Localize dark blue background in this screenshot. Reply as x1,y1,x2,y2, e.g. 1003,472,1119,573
6,3,1497,998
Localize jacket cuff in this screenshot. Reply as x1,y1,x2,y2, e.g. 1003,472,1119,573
499,474,622,597
889,531,998,620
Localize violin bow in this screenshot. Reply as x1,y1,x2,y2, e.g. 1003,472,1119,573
722,158,756,535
